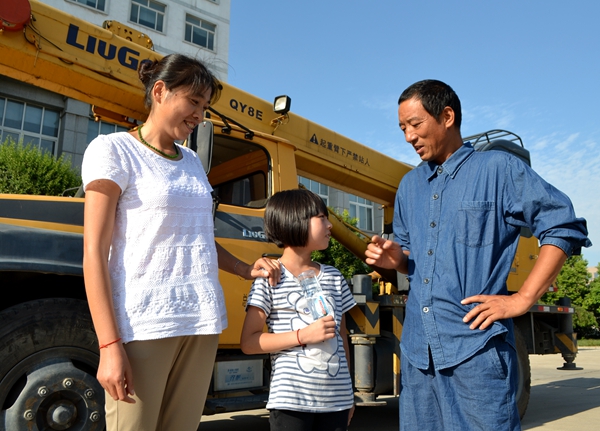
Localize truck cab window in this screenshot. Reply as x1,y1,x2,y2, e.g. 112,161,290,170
208,135,270,208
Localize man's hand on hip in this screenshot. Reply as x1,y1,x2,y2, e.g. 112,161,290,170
461,293,532,330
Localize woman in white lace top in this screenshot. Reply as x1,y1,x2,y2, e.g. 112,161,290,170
82,54,280,431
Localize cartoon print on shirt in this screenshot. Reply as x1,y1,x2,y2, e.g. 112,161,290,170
287,290,341,377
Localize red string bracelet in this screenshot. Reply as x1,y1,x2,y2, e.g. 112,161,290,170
99,338,122,349
296,329,306,347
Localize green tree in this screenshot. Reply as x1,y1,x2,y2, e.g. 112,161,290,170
542,255,597,332
0,138,81,196
311,209,371,280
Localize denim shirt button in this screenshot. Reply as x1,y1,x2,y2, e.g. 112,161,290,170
424,278,430,284
437,167,443,175
427,249,433,255
423,307,429,313
430,222,436,228
433,193,439,200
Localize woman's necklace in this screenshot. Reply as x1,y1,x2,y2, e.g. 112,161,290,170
137,125,179,159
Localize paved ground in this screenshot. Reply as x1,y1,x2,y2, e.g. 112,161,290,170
520,346,600,430
198,347,600,430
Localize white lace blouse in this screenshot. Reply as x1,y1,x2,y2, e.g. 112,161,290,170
82,132,227,343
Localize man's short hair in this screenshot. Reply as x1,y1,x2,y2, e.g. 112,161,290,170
264,189,329,248
398,79,462,129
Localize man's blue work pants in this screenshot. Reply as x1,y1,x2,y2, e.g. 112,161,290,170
399,335,521,431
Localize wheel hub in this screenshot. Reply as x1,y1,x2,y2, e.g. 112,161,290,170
1,349,104,430
47,400,77,429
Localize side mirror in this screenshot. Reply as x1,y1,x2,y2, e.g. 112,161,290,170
189,120,214,174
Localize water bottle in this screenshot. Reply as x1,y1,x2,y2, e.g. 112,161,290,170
296,269,332,320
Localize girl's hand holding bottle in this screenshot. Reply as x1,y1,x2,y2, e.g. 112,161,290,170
297,315,337,345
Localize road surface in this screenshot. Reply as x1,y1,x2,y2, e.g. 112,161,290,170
199,347,600,430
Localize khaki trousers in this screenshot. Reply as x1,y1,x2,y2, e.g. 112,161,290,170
105,334,219,431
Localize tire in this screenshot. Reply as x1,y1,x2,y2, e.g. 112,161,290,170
0,298,105,430
514,326,531,420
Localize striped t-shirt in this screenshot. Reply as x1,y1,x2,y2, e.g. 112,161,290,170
246,263,356,412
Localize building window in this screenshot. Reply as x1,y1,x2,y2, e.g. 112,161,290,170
68,0,106,11
298,176,329,206
87,118,129,145
185,14,216,51
130,0,165,32
0,97,60,155
349,195,373,231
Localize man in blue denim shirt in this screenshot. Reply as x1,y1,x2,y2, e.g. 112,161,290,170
366,80,591,430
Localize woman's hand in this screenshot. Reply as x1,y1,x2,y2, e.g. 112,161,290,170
247,257,281,286
215,243,281,287
97,343,136,404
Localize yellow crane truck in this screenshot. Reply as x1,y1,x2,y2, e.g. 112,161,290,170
0,1,580,429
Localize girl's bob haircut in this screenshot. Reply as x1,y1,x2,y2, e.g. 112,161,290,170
264,189,329,248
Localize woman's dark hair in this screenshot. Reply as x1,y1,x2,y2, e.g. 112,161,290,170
138,54,221,110
264,189,329,248
398,79,462,129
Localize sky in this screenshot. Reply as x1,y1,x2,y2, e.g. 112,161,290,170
227,0,600,267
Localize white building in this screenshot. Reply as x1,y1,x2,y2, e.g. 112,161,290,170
588,266,598,282
0,0,230,168
299,176,385,238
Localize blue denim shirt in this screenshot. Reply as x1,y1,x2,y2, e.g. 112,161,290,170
394,143,591,370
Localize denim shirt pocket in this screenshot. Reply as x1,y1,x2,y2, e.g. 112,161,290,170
456,201,495,247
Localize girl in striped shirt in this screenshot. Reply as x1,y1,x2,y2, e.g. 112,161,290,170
241,189,356,431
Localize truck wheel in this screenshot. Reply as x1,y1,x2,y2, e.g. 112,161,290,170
514,327,531,419
0,298,105,430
